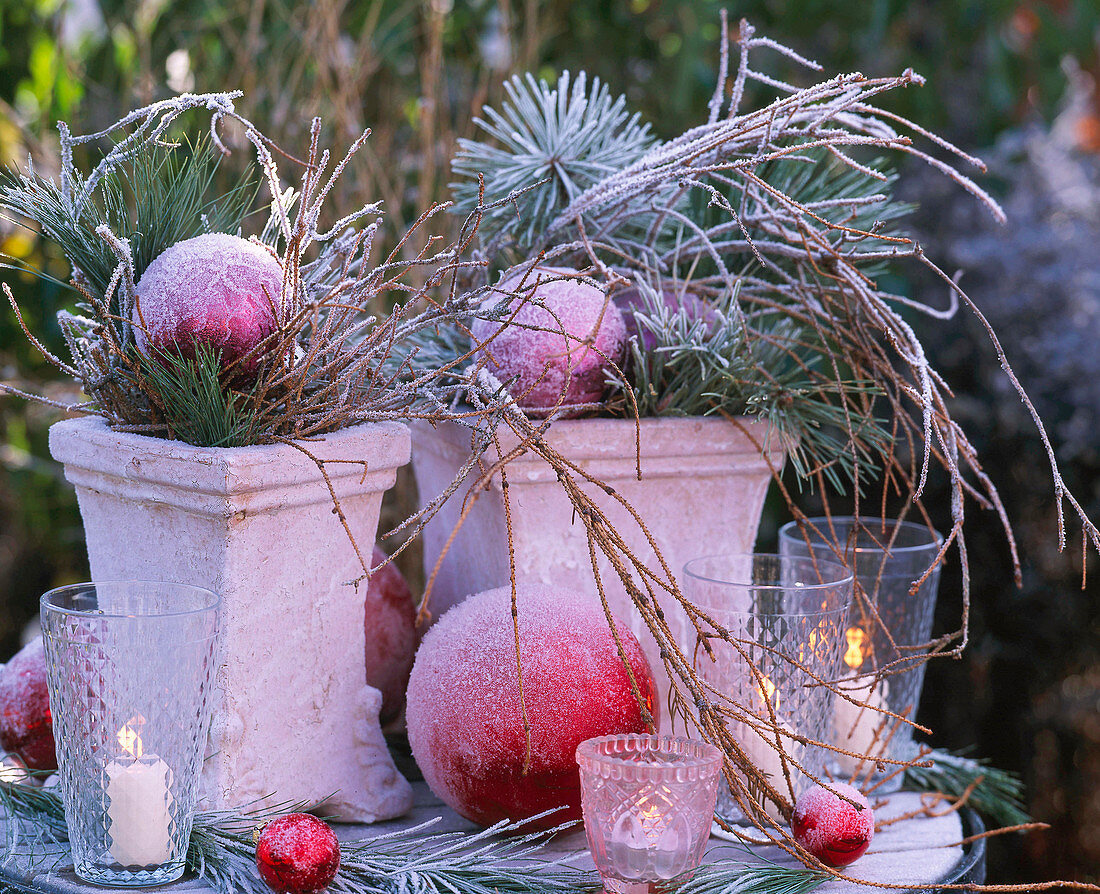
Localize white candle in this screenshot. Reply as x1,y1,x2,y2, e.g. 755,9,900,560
612,794,686,880
832,673,890,776
734,717,793,823
105,719,174,867
106,757,174,866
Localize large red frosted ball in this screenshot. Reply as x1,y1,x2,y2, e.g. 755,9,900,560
365,546,418,724
792,782,875,867
471,266,626,414
0,638,56,771
133,233,284,374
406,585,658,827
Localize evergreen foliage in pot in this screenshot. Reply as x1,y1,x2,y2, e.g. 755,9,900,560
0,94,514,819
399,19,1100,787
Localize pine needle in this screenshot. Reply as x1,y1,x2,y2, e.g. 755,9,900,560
605,277,888,493
904,749,1031,828
676,862,828,894
0,779,828,894
0,136,258,303
136,344,261,448
451,70,655,255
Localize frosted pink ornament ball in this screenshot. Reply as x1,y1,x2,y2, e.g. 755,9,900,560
405,584,658,828
133,233,284,375
471,265,626,414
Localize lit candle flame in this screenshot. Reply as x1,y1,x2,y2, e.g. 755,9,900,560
844,627,871,670
754,675,779,713
636,798,669,844
117,717,146,759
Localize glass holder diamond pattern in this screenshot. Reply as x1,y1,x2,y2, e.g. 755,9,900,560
779,518,943,791
41,582,221,888
682,554,851,828
577,735,723,894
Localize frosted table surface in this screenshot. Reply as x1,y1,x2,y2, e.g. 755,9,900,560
1,781,978,894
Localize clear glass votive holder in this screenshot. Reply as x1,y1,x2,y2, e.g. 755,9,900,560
682,554,851,828
41,581,221,888
576,735,723,894
779,517,943,790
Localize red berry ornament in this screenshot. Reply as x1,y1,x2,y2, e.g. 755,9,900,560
792,782,875,867
133,233,284,376
0,638,56,771
406,584,658,828
364,546,418,724
256,813,340,894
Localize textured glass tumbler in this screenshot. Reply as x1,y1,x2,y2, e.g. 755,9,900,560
779,518,943,790
682,554,851,827
41,582,221,887
577,735,723,894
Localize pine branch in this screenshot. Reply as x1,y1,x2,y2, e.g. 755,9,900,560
903,749,1031,829
187,800,309,894
675,863,828,894
0,778,829,894
0,773,67,842
0,136,258,301
605,277,889,493
451,71,655,255
334,816,599,894
136,344,261,448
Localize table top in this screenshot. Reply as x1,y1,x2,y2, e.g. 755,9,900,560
0,778,985,894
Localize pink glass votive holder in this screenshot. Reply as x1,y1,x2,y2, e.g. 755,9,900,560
576,734,724,894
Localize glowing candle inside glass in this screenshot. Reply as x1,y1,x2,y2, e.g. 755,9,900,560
830,627,891,777
577,735,723,894
105,717,174,867
734,674,793,822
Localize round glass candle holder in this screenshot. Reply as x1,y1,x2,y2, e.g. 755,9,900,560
682,554,852,828
41,581,221,888
576,735,723,894
779,517,943,790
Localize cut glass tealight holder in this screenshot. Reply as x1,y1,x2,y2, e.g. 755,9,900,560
779,517,943,791
41,581,221,888
576,734,723,894
682,553,851,829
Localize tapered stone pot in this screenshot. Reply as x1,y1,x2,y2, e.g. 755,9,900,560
49,416,414,822
410,415,786,732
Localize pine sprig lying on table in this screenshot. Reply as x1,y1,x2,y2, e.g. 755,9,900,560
676,863,828,894
903,748,1031,828
333,816,598,894
0,779,829,894
0,773,67,842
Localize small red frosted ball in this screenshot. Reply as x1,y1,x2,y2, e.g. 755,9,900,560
133,233,284,375
406,584,658,828
255,813,340,894
792,782,875,867
471,265,626,414
365,546,418,724
0,638,56,772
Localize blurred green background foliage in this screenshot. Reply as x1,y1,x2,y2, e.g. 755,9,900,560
2,0,1099,882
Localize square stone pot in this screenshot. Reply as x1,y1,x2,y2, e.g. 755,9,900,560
49,416,414,822
410,415,786,732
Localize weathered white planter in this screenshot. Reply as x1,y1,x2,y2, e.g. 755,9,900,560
410,416,786,732
49,416,414,822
